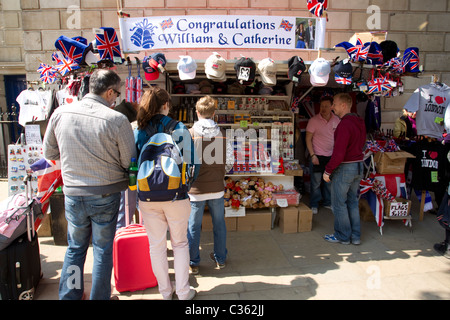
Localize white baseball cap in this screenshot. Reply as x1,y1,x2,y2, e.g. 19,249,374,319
257,58,277,86
205,52,227,82
177,56,197,80
308,57,331,87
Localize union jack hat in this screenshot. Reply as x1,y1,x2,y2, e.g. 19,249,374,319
95,27,123,64
402,47,420,73
55,35,92,66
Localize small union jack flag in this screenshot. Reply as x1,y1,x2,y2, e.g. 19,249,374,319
335,75,352,85
55,56,79,76
96,28,122,62
160,18,174,31
307,0,328,18
37,63,55,77
279,19,293,32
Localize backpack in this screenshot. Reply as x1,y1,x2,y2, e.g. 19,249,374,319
137,115,195,202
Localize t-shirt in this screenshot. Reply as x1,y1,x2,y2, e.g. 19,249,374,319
56,89,79,107
410,140,449,192
404,82,450,139
306,113,340,156
16,89,52,127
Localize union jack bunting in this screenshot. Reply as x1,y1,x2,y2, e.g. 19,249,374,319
307,0,328,18
334,75,352,85
279,19,293,32
95,27,122,63
160,18,174,31
55,35,87,65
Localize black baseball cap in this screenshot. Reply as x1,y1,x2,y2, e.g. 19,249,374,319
288,56,306,83
234,57,256,85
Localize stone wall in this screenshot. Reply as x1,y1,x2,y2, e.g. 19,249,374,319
1,0,450,129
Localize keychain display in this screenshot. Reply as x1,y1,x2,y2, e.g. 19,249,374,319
8,144,43,197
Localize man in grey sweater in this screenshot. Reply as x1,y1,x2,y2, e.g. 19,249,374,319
43,69,136,300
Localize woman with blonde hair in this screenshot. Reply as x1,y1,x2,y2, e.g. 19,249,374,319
134,86,200,300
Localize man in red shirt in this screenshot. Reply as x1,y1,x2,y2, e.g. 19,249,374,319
323,93,366,245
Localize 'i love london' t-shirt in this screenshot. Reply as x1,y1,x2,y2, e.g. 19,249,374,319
404,82,450,139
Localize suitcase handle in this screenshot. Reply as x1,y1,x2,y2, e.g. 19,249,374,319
23,174,35,242
15,262,22,289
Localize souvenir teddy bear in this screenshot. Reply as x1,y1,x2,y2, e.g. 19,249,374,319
231,193,241,209
224,188,231,207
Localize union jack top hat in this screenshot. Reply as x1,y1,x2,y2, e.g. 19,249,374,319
55,35,93,66
402,47,420,73
95,27,123,64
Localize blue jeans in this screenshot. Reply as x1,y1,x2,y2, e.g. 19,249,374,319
59,193,121,300
309,161,331,208
330,162,363,242
188,197,227,266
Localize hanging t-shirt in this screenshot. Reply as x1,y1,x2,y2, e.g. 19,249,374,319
16,89,51,127
404,82,450,139
410,140,450,192
56,89,79,107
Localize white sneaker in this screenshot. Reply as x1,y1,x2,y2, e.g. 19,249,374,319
312,207,318,214
179,288,197,300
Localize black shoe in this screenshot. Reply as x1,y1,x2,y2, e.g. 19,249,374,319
434,242,450,258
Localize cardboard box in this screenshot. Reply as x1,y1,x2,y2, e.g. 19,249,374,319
359,198,375,222
383,198,411,218
202,212,237,232
237,209,272,231
279,207,298,233
298,203,312,232
374,151,415,174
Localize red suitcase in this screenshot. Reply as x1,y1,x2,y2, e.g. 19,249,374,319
113,190,157,293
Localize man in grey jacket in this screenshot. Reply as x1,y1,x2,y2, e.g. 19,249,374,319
43,69,136,300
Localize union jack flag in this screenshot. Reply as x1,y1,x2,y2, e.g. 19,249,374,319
37,63,55,77
160,18,174,31
51,51,63,65
384,57,404,74
352,39,369,62
55,37,84,64
55,56,79,76
307,0,328,18
95,28,122,62
335,75,352,85
37,63,57,84
279,19,293,32
336,39,369,63
368,77,392,94
30,158,63,230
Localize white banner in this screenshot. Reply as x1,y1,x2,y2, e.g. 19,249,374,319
119,16,326,52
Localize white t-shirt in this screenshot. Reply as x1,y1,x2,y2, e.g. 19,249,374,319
404,82,450,138
56,89,79,107
16,89,52,127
